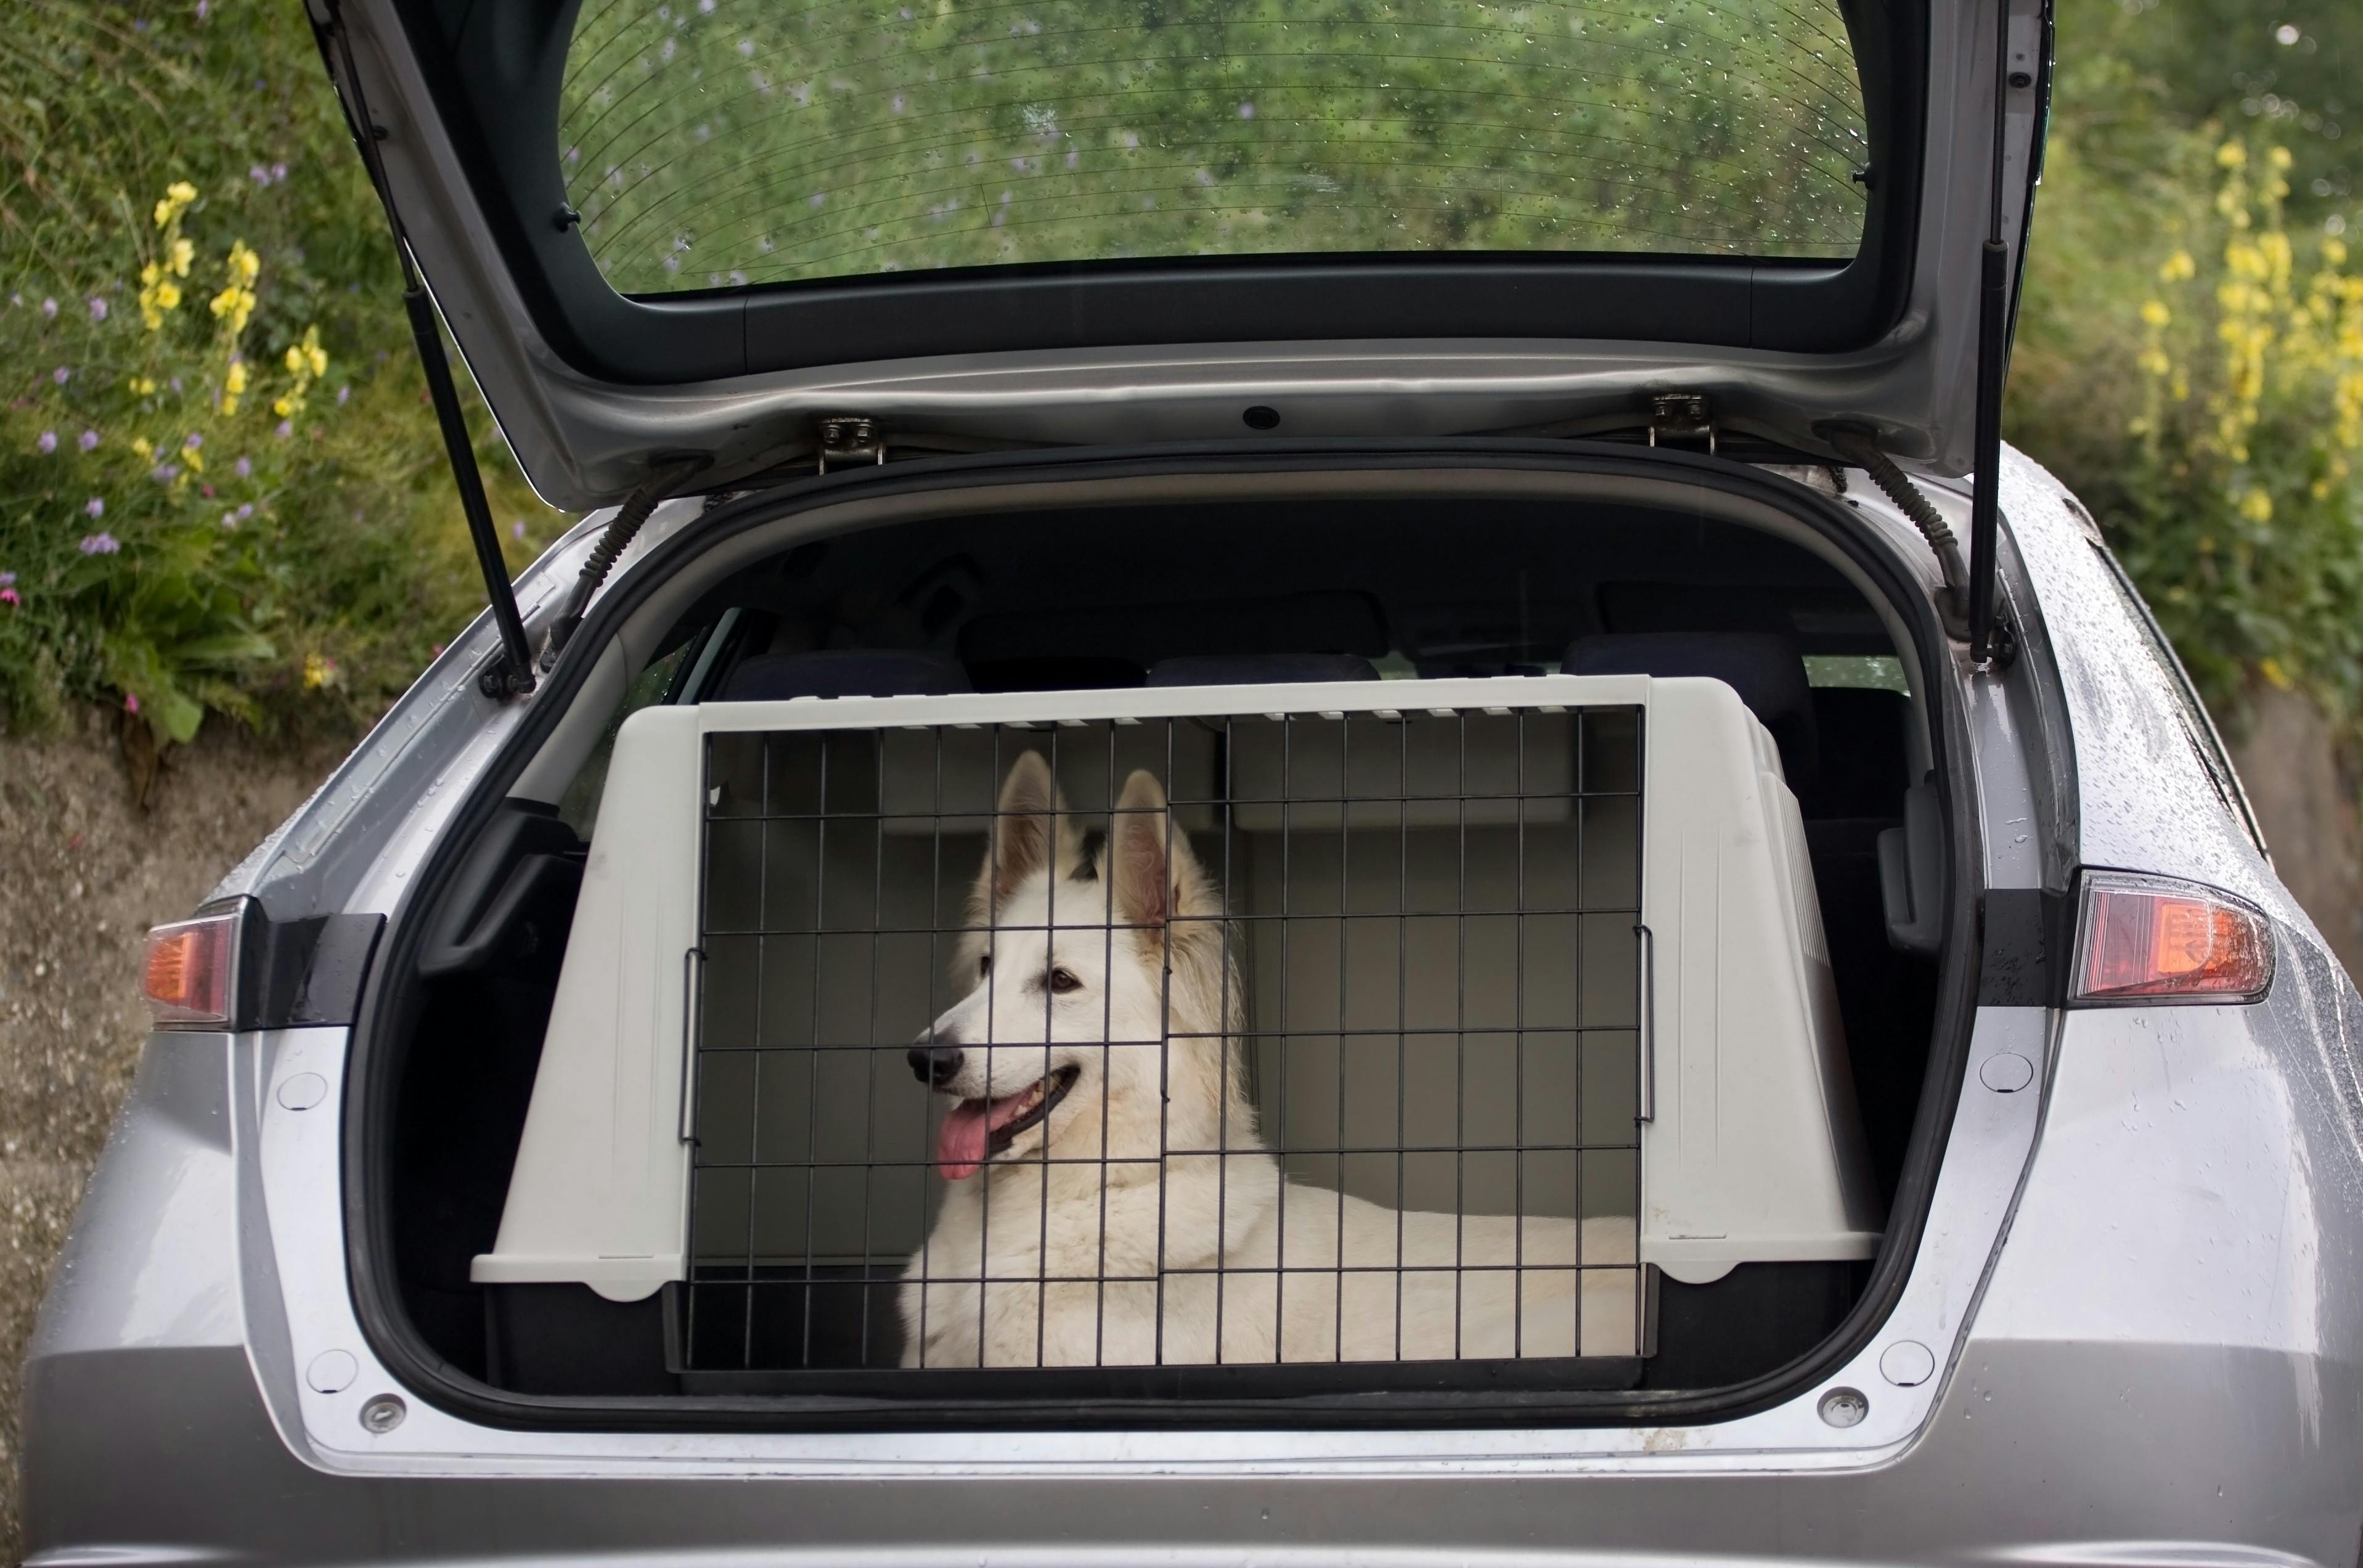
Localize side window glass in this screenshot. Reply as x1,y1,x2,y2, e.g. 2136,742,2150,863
557,642,695,839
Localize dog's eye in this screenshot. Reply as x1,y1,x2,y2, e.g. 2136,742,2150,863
1048,968,1082,994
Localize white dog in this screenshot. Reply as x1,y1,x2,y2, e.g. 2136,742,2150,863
899,752,1636,1369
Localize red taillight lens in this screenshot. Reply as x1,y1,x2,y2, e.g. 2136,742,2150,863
2073,873,2273,1003
144,911,240,1027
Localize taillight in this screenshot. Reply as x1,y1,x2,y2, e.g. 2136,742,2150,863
2071,872,2274,1004
144,910,242,1027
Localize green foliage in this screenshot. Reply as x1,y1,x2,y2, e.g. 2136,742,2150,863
2009,0,2363,737
0,0,560,745
564,0,1869,290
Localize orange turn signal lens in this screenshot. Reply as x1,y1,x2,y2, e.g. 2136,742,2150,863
2073,873,2273,1004
143,911,240,1027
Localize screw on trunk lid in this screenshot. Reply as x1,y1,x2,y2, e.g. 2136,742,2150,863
817,415,885,472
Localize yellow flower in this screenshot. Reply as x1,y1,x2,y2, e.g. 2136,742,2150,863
2260,657,2293,690
273,394,296,417
167,237,194,278
2218,142,2247,168
284,343,304,374
151,181,197,229
225,360,249,394
153,280,181,311
302,653,339,690
2325,238,2349,270
2238,489,2274,523
131,436,153,458
2141,300,2171,327
227,241,259,285
2160,250,2197,282
184,447,204,473
2269,145,2293,170
128,375,156,396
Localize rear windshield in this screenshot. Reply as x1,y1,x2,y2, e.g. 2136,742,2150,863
560,0,1869,296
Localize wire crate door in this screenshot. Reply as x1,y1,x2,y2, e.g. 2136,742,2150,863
681,701,1646,1375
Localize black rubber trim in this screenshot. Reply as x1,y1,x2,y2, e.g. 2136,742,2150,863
231,904,385,1030
366,0,1926,385
343,436,1986,1432
1977,889,2071,1007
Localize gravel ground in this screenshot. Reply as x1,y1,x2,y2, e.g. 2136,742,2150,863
0,711,335,1562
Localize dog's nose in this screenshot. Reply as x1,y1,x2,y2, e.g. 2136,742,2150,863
908,1038,963,1088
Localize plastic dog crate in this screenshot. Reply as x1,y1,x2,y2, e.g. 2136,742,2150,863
473,676,1880,1377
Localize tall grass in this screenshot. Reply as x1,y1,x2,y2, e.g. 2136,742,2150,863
0,0,558,743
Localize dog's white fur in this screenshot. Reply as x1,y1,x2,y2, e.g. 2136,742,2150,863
899,753,1635,1368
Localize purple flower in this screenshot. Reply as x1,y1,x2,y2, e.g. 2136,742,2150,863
78,429,97,451
1238,101,1255,118
79,533,120,555
336,385,349,405
84,497,104,518
271,161,286,182
274,420,292,439
88,296,107,321
510,520,526,541
249,164,270,186
195,0,208,17
151,463,179,482
36,430,56,454
39,298,57,319
233,455,251,478
52,367,70,385
182,431,202,451
0,571,15,586
235,502,253,520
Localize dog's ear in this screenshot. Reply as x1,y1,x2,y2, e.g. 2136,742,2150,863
1108,769,1211,929
978,751,1082,911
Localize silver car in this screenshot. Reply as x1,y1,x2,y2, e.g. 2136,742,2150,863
27,0,2363,1560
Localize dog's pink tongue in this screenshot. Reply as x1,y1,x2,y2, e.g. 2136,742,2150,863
934,1087,1039,1180
935,1099,993,1181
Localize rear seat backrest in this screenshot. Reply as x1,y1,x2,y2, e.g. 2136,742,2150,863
1145,653,1381,686
712,649,971,701
1564,633,1817,791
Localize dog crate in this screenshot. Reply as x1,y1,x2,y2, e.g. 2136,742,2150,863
474,676,1880,1385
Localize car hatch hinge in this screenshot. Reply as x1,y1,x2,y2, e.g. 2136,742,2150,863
1646,393,1718,454
817,415,886,472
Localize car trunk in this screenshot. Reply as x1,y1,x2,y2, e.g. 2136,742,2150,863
363,455,1963,1419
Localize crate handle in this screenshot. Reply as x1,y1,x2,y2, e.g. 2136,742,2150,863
679,945,704,1144
1635,922,1655,1124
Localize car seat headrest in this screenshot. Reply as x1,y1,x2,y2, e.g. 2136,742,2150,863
712,650,972,701
1145,653,1382,687
1563,633,1818,789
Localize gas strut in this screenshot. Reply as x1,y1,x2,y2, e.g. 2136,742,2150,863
1967,0,2021,666
316,4,538,699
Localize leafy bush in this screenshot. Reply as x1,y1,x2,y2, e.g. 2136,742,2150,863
0,0,558,745
2009,10,2363,736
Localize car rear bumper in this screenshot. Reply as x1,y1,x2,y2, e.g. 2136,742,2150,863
23,1336,2363,1567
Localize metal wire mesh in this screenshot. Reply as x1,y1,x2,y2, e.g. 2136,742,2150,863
684,706,1644,1373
